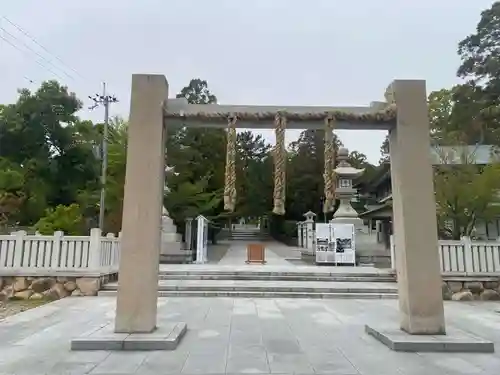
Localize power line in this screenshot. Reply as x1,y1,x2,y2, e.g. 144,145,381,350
0,33,65,81
2,16,119,97
0,25,75,81
1,16,85,80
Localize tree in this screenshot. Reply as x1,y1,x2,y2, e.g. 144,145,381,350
0,159,25,227
0,81,100,225
456,2,500,145
235,131,273,217
34,203,84,235
287,130,342,219
379,134,390,164
164,177,222,223
101,117,128,233
378,85,479,162
176,79,217,104
434,147,500,239
165,79,227,226
347,150,377,186
428,85,499,145
171,79,226,193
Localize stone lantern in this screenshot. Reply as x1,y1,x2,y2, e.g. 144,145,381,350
331,148,364,227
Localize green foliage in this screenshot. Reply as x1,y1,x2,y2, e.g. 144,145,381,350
235,131,273,217
34,203,84,235
0,81,100,226
455,2,500,145
287,130,342,219
164,177,222,223
176,78,217,104
0,159,26,225
435,150,500,239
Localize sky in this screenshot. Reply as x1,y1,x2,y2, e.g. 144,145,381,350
0,0,495,164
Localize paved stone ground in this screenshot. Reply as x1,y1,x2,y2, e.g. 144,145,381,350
1,296,500,374
206,243,230,264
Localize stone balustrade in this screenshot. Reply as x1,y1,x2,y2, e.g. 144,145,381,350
0,228,120,302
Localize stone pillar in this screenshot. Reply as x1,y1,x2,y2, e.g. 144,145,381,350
195,215,208,264
115,74,168,333
185,218,193,251
306,220,315,251
297,223,303,247
302,223,307,249
389,80,445,334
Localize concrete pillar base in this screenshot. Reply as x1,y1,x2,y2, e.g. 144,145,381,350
71,322,188,351
365,324,494,353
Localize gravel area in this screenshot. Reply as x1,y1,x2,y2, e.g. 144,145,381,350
0,299,50,320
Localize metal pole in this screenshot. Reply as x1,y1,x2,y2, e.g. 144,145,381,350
98,82,109,230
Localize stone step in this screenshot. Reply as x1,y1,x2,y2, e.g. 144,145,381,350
157,269,394,278
101,280,397,295
98,290,398,299
157,274,394,282
229,236,264,238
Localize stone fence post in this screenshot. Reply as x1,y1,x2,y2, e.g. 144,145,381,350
88,228,103,270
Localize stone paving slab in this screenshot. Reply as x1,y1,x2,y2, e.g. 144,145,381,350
0,297,499,374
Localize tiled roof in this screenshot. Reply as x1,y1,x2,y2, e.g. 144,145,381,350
430,145,498,165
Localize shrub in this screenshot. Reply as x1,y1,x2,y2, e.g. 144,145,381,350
34,204,84,235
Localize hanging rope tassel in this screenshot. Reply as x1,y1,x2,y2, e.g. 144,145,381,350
273,112,286,215
323,115,336,213
223,115,237,212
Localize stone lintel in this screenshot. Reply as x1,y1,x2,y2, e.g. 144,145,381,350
71,322,187,351
365,324,494,353
164,99,395,130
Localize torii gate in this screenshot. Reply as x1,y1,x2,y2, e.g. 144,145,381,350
114,74,445,343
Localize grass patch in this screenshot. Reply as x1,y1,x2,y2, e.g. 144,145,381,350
0,298,51,320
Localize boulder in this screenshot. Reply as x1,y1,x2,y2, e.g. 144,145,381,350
64,281,77,292
452,290,474,301
484,281,500,290
13,290,33,300
2,286,14,300
75,278,100,296
464,281,483,294
447,281,463,293
0,276,3,290
0,291,7,303
52,283,69,299
29,293,44,300
442,282,452,300
480,289,500,301
30,278,55,293
13,277,29,292
71,289,84,297
42,288,60,301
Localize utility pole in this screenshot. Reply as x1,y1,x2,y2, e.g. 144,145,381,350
89,83,118,231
